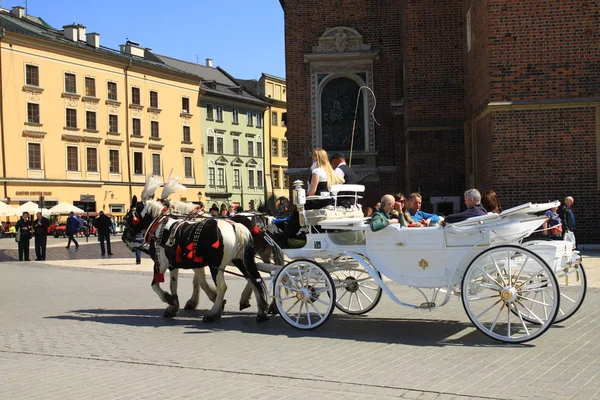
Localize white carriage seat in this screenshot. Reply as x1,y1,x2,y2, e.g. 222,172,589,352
329,184,365,209
444,213,498,247
304,206,364,226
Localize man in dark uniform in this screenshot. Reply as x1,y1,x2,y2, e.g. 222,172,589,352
33,211,50,261
330,152,359,208
94,211,113,256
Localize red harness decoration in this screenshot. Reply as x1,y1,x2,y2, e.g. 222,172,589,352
153,273,165,283
212,240,220,249
252,226,260,234
186,242,195,260
175,246,183,263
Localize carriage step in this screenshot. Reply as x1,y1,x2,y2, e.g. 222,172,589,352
418,302,436,309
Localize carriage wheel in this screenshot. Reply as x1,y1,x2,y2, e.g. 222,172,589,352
517,263,586,324
274,259,335,330
330,256,382,315
462,245,559,343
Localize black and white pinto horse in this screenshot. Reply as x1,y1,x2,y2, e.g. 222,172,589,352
124,196,269,322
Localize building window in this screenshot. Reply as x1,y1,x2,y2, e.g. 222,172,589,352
233,169,240,187
184,157,193,178
247,111,253,126
217,168,225,187
151,121,159,138
85,77,96,97
207,136,215,153
107,82,118,101
152,154,161,175
248,170,255,188
272,169,280,188
27,103,40,124
66,108,77,128
215,105,223,122
86,111,97,130
28,143,41,169
232,108,239,124
108,115,118,133
283,174,289,188
66,146,79,171
257,170,263,188
271,139,279,157
149,91,158,108
272,111,278,126
133,152,143,175
132,118,141,136
256,113,263,128
182,97,190,113
216,137,223,154
109,149,120,173
208,166,215,186
86,148,98,172
131,87,141,105
26,64,39,87
206,104,214,120
247,141,254,157
257,142,263,158
282,140,288,157
233,138,239,155
64,73,76,93
183,126,191,142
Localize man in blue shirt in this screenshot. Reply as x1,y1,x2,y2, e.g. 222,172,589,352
407,193,440,227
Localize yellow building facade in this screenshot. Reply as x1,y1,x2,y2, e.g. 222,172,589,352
261,74,288,203
0,7,204,217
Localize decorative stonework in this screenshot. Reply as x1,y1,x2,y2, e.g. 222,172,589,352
312,27,372,53
84,101,99,111
24,90,42,102
64,97,79,108
131,108,142,118
107,104,120,114
148,143,164,150
149,111,160,121
105,139,123,146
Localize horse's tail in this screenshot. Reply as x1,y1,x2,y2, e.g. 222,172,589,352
234,223,268,307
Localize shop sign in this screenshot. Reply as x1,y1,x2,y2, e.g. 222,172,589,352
15,191,52,196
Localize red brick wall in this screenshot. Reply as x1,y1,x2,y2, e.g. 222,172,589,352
481,108,597,243
283,0,403,172
403,0,465,125
487,1,599,101
464,0,491,116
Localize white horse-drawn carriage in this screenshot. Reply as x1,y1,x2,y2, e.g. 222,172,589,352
265,182,586,343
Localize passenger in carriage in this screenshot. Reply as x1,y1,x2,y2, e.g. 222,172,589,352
392,193,422,227
442,189,487,224
305,148,344,210
330,152,359,208
481,190,502,213
369,194,400,232
406,193,441,226
209,205,220,217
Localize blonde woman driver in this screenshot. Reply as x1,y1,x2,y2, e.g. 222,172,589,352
305,148,344,210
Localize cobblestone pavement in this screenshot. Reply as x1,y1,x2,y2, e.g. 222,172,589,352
1,239,599,399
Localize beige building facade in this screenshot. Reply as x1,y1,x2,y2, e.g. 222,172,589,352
0,7,204,216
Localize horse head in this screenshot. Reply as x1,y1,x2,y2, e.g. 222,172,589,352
122,195,155,244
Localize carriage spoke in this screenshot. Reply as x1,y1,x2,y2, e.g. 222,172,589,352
507,302,511,339
516,300,545,325
488,254,508,286
348,291,354,310
356,293,364,311
476,266,504,288
542,290,548,320
511,255,529,286
507,250,512,285
560,292,577,304
282,284,299,292
469,294,501,301
337,288,350,301
515,270,547,290
358,287,374,303
472,282,500,290
513,305,530,336
284,271,301,289
305,303,312,326
285,299,301,315
314,298,330,306
489,303,505,333
309,302,324,320
476,299,503,319
517,296,552,307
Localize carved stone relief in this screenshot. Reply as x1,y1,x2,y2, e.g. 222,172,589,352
25,91,41,102
131,108,142,118
312,27,371,54
85,101,99,111
107,104,120,114
64,97,79,108
149,112,159,121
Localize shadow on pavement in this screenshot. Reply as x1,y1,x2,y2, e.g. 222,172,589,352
48,307,528,348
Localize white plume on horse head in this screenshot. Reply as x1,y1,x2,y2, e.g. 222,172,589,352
160,176,187,200
141,174,164,201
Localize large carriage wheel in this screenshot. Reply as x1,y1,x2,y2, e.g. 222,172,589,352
518,262,586,324
462,245,559,343
330,256,382,315
274,259,336,330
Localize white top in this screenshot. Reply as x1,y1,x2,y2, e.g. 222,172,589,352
312,167,327,182
334,162,346,178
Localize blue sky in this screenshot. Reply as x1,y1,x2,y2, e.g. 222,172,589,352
8,0,286,79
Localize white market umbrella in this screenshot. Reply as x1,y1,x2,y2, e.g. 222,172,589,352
36,208,52,217
0,201,18,216
49,202,85,215
14,201,40,215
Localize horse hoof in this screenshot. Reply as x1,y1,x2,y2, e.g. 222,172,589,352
239,302,251,311
268,302,279,315
203,315,218,323
256,314,270,323
163,310,177,318
184,301,198,310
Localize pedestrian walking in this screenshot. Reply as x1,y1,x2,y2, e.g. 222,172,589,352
94,210,113,256
65,211,80,249
33,211,49,261
15,212,32,261
561,196,576,246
